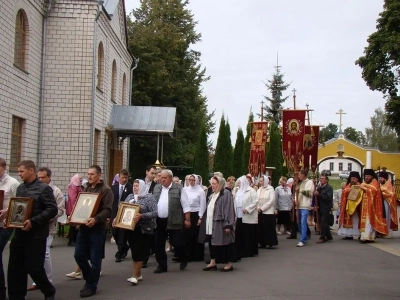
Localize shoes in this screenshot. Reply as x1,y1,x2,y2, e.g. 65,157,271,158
127,275,142,282
165,247,170,252
297,242,305,247
66,271,82,279
342,236,353,240
286,236,296,239
27,285,38,291
100,271,103,276
111,237,116,243
277,232,282,235
115,257,122,263
286,231,291,235
220,266,233,272
327,236,333,241
142,262,147,268
153,267,167,274
316,239,326,244
203,265,217,271
180,262,187,270
122,251,128,259
80,287,96,298
128,277,138,285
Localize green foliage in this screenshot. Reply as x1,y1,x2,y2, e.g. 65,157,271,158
365,107,399,151
126,0,214,178
261,65,291,124
233,128,244,178
319,123,338,143
343,127,366,146
242,110,254,174
214,115,233,176
355,0,400,135
193,124,209,181
266,122,283,187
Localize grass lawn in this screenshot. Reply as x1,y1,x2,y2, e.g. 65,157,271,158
329,178,347,190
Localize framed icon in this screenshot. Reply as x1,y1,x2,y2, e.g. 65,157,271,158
114,202,140,231
6,197,34,228
348,185,362,201
0,190,4,210
69,192,101,224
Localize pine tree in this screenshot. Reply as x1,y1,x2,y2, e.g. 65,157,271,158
193,124,209,181
266,122,283,187
262,64,290,124
224,119,233,177
233,128,244,178
214,115,226,174
242,110,254,175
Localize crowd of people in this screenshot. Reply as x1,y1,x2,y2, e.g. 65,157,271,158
0,156,398,299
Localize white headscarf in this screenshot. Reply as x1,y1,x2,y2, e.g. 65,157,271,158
261,175,269,188
133,179,147,202
187,174,203,192
235,175,249,205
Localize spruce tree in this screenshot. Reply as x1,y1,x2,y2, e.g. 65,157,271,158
213,115,226,174
262,64,290,124
193,124,209,181
233,128,244,178
242,110,254,175
224,119,233,177
266,122,283,187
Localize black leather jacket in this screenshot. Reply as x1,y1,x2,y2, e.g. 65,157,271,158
15,178,58,238
317,183,334,213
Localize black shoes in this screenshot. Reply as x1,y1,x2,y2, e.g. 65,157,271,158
121,251,128,259
153,267,167,274
220,266,233,272
80,287,96,298
115,257,122,263
203,265,217,271
286,236,297,239
180,262,187,270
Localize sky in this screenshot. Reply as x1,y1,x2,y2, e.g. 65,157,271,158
124,0,385,145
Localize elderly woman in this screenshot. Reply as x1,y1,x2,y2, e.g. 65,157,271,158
115,179,157,285
234,175,258,259
257,175,278,248
199,176,235,272
66,174,82,247
184,174,206,261
275,176,293,235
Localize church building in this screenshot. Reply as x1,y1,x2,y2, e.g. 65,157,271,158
0,0,134,189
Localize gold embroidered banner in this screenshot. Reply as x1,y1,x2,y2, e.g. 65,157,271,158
282,110,306,172
302,125,320,173
248,122,268,177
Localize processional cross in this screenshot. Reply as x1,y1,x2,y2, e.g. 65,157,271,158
336,109,346,132
260,100,264,121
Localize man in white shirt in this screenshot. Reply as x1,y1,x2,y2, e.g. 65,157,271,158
27,167,65,291
153,169,191,273
0,158,20,300
143,165,157,194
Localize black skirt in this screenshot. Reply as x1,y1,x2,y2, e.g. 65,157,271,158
207,235,236,264
241,223,259,257
277,210,291,225
184,212,204,261
258,213,278,247
127,225,152,262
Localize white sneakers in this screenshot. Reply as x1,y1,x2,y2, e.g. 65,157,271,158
127,276,143,285
66,271,82,279
297,242,305,247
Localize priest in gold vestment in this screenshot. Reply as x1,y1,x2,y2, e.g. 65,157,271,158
338,171,362,240
379,172,398,238
359,169,388,242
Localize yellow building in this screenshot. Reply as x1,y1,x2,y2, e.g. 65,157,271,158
317,133,400,180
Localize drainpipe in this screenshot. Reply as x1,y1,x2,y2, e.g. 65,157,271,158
126,57,139,169
37,0,55,165
89,1,104,166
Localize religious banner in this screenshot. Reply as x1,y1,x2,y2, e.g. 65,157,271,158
302,125,320,173
282,110,306,172
248,122,268,177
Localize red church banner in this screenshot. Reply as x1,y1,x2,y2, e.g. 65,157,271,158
302,125,320,173
248,122,268,177
282,110,306,172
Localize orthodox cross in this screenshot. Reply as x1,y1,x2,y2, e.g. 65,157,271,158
336,109,346,132
292,88,297,109
305,103,311,126
260,100,264,121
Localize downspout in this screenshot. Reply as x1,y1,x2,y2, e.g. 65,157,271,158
89,1,104,166
37,0,55,165
126,57,139,169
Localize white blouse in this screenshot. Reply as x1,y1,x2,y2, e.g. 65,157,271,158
206,192,219,235
185,188,206,217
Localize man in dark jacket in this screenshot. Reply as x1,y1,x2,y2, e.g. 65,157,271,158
74,165,113,298
7,160,58,300
111,169,132,262
314,175,334,243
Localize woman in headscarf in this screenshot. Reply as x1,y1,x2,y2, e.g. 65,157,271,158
117,179,157,285
257,175,278,248
112,174,120,186
184,174,206,261
199,176,235,272
66,174,82,247
275,176,293,235
234,175,259,259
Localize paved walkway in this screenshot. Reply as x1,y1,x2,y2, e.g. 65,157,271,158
3,226,400,300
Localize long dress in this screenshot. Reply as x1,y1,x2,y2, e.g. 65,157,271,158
258,186,278,248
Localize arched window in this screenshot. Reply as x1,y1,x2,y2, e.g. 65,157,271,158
122,73,126,105
97,42,104,90
14,9,29,70
111,60,117,102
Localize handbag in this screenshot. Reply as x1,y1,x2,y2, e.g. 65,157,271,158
140,221,155,235
328,212,334,227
